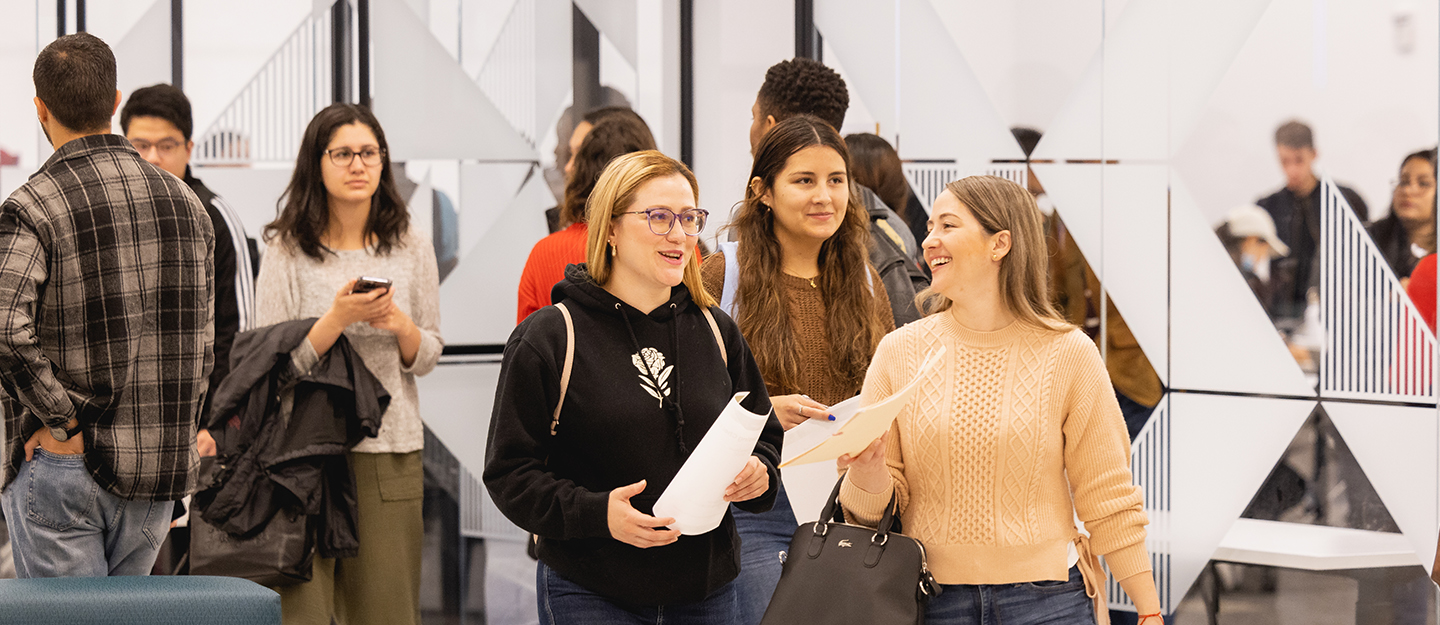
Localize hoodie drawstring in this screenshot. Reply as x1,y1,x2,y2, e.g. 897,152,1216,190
618,303,688,453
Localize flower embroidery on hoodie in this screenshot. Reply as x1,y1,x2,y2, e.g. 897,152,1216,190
631,347,673,407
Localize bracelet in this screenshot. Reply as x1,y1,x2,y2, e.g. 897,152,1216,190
1138,612,1164,624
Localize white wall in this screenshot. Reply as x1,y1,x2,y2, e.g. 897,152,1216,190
690,0,793,243
1173,0,1439,223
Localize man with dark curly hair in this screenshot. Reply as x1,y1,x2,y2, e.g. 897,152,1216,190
747,57,926,326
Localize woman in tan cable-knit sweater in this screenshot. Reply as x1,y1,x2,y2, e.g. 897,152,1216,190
839,176,1161,625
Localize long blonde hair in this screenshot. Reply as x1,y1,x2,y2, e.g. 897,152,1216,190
916,175,1069,331
584,150,717,309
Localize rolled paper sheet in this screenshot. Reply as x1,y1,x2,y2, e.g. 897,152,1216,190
653,392,768,535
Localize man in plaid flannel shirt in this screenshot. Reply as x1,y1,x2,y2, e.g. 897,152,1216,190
0,33,214,578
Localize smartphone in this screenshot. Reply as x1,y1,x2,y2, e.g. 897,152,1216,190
351,276,393,294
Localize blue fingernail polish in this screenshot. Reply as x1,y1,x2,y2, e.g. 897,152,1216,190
828,415,836,421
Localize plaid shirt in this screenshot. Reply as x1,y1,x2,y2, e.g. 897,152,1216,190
0,134,214,501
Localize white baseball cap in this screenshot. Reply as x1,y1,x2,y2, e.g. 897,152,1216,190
1226,204,1290,257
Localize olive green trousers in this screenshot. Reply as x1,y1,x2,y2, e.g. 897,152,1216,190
277,451,424,625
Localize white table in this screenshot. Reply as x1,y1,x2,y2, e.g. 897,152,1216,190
1208,519,1423,624
1215,518,1421,570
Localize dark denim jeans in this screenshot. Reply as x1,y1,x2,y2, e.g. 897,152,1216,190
731,483,796,625
926,565,1097,625
537,560,740,625
1,449,173,577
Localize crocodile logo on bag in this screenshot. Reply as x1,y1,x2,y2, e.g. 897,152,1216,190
838,539,853,548
631,347,673,408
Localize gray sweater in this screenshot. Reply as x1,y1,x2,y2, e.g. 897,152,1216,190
254,228,443,453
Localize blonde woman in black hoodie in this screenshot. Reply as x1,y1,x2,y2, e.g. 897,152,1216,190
485,150,783,624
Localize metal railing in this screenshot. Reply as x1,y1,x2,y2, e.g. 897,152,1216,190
193,9,335,165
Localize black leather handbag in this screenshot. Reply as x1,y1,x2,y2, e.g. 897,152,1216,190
187,456,315,587
759,477,941,625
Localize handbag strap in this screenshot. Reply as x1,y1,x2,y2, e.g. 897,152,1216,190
819,474,900,540
701,306,727,366
551,302,576,436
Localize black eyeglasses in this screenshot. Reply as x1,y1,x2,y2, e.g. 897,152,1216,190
324,147,385,167
129,138,183,155
618,208,709,236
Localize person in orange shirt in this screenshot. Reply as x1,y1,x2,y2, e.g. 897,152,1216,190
516,108,655,322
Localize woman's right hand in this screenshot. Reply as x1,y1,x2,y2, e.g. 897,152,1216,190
837,432,890,493
607,480,681,549
323,279,394,328
771,394,832,431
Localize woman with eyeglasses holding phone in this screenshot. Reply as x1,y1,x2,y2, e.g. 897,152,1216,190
700,115,895,624
255,103,442,625
485,150,783,624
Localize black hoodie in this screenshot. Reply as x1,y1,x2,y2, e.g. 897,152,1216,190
484,264,782,606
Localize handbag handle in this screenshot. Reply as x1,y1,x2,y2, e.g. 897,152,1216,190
817,474,900,543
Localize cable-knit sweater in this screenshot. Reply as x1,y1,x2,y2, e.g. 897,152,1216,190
839,311,1150,587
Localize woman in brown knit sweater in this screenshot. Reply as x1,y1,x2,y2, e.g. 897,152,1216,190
701,115,894,625
839,176,1161,625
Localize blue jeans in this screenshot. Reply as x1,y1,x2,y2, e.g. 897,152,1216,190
1,449,174,577
537,560,740,625
926,565,1097,625
732,484,796,625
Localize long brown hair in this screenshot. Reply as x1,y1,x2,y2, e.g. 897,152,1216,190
917,176,1069,331
584,150,716,309
561,109,656,227
730,115,885,396
266,103,409,260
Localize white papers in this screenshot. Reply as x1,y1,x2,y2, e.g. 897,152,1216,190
783,394,858,521
780,396,859,524
781,395,862,465
653,392,769,535
779,347,947,468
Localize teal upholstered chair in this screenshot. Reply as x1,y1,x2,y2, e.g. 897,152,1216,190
0,575,280,624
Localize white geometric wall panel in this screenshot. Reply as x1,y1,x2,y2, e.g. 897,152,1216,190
983,164,1028,189
900,164,1027,216
438,172,550,346
811,0,898,143
418,360,502,484
1325,402,1439,574
476,0,574,148
194,9,334,164
187,166,296,242
373,0,537,162
1108,397,1173,613
1319,178,1436,402
1168,172,1314,397
458,163,535,257
1168,393,1316,615
574,0,638,68
1033,0,1271,161
476,0,542,145
815,0,1024,168
1324,401,1439,575
531,0,576,150
113,0,171,115
902,164,963,213
1029,163,1169,385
